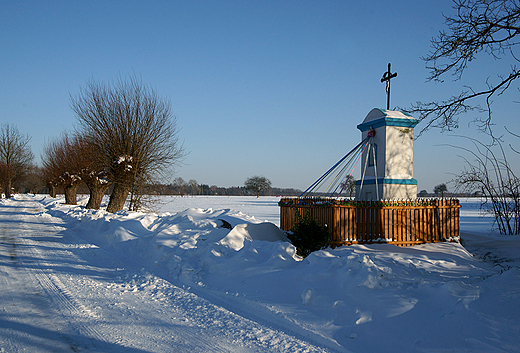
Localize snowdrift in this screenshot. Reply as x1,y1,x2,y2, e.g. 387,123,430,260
32,195,520,352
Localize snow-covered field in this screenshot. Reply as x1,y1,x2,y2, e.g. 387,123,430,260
157,195,281,225
0,195,519,352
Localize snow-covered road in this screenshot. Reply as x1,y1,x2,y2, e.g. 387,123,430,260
0,197,329,352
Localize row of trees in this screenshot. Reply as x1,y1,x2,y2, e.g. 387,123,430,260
40,76,185,212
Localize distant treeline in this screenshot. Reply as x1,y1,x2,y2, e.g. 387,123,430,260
23,183,482,198
22,182,302,197
133,177,300,196
144,183,302,196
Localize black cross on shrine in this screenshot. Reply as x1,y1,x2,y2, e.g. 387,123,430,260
381,63,397,110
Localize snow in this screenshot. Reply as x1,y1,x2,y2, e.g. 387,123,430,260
1,195,519,352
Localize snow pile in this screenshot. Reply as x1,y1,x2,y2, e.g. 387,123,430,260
34,195,520,352
220,222,288,250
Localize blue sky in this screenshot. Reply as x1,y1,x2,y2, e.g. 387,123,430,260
2,0,519,192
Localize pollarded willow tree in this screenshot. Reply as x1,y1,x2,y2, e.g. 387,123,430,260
75,135,113,210
406,0,520,135
0,124,34,198
42,132,112,208
42,132,84,205
70,76,185,213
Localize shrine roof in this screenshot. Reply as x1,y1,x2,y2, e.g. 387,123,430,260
357,108,419,131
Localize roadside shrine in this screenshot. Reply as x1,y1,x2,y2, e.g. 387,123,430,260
279,65,460,247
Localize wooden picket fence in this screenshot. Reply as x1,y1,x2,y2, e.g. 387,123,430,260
279,198,461,247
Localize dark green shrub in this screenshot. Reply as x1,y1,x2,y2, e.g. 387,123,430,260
287,209,330,258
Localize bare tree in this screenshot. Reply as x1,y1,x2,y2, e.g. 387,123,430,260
71,134,112,210
70,76,186,213
172,177,188,195
40,155,66,199
41,139,64,199
127,171,153,211
340,176,357,198
41,163,59,198
405,0,520,136
42,133,84,205
0,124,34,198
23,165,45,194
42,132,113,208
245,176,271,198
188,179,199,195
404,0,520,234
434,183,449,197
452,134,519,235
0,161,6,196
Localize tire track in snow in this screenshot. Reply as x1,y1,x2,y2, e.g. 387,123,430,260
20,249,105,343
176,282,345,352
99,274,235,353
106,269,324,352
20,239,233,352
13,209,108,344
0,201,107,353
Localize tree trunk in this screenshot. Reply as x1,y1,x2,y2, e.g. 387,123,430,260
49,184,57,198
5,178,12,198
107,183,131,213
64,184,79,205
86,182,111,210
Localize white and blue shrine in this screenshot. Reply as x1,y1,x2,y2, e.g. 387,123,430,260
355,108,419,200
281,64,461,247
298,63,420,201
